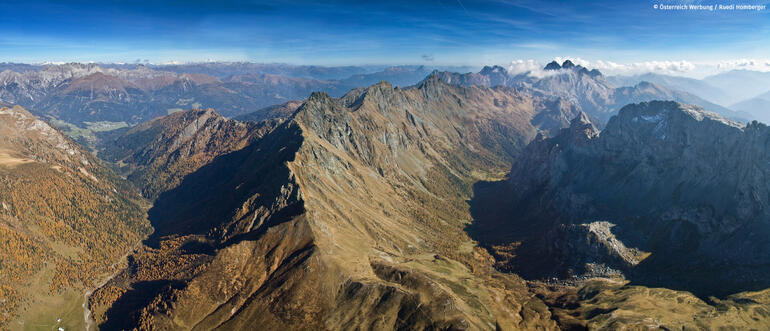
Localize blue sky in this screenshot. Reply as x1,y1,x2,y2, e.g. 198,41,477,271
1,0,769,70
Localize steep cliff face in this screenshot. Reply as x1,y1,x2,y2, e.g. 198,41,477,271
474,100,770,297
100,109,280,200
89,79,565,330
0,106,151,328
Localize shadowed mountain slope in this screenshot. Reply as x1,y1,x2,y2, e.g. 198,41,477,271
471,100,770,297
466,101,770,329
99,108,281,200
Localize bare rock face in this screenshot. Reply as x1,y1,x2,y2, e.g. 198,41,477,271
474,100,770,297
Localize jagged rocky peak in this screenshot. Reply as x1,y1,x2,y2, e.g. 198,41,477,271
544,60,562,70
537,111,598,147
479,65,507,75
604,100,743,144
417,69,447,86
364,79,396,94
301,91,341,115
415,70,453,96
527,112,599,152
294,90,352,141
566,111,599,142
542,59,602,77
572,111,593,127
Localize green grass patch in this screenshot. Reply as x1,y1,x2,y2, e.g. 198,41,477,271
10,265,86,331
14,289,85,331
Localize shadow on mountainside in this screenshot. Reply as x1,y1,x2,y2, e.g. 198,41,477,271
99,279,186,331
465,179,567,280
143,121,305,246
466,179,770,299
97,123,310,330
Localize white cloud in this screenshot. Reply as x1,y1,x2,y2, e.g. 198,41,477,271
595,60,696,75
506,59,569,78
553,58,697,75
507,59,541,75
714,59,770,72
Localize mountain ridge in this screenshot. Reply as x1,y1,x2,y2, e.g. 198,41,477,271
86,77,571,330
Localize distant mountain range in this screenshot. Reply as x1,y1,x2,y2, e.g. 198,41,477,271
0,62,473,126
732,93,770,124
2,60,765,140
704,69,770,105
606,72,732,105
608,69,770,123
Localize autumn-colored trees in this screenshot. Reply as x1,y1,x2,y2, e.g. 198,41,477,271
0,161,150,325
